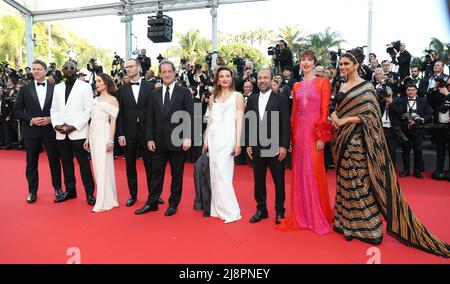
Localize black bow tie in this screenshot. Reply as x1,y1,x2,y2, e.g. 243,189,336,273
130,82,140,86
408,99,416,101
37,82,45,87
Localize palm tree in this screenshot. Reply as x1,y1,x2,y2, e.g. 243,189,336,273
166,29,211,65
0,15,25,67
277,25,304,58
427,38,449,66
304,27,345,67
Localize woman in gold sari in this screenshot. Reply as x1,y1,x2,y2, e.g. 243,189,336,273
330,48,449,258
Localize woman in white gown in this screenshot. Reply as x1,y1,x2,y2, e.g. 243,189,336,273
203,66,245,223
84,74,119,212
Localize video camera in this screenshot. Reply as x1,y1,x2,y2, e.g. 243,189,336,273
268,44,281,57
386,40,401,64
232,56,245,76
156,54,165,63
405,110,424,125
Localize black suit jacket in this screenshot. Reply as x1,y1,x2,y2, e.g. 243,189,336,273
245,92,290,157
391,96,433,130
117,80,155,139
146,84,194,151
13,80,56,139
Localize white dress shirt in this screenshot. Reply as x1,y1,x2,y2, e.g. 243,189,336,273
35,80,47,110
382,106,391,128
162,82,176,105
130,78,142,103
258,90,272,120
407,96,418,112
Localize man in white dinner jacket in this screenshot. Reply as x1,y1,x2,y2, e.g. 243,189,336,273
50,61,96,205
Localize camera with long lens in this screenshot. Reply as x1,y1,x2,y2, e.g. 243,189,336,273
375,83,389,101
268,44,281,67
424,49,435,62
87,58,103,74
434,74,449,89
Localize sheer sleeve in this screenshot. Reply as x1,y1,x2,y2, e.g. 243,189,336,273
314,78,333,143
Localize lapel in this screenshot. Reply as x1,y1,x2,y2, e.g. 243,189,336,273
43,80,53,110
156,87,164,113
29,81,41,110
64,79,81,110
125,84,137,105
255,93,261,121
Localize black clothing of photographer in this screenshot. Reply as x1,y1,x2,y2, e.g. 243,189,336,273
426,73,450,180
136,49,151,76
391,85,433,179
393,42,412,81
0,90,13,149
276,40,294,71
421,50,438,78
375,84,402,167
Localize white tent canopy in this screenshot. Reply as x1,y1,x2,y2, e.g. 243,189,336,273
3,0,269,66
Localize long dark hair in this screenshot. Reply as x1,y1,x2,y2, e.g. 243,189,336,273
212,66,235,101
97,73,118,97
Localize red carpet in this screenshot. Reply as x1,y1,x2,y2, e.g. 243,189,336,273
0,150,449,264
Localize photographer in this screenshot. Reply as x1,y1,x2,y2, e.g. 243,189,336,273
377,83,401,167
46,63,63,84
275,40,294,71
0,87,13,149
381,60,399,95
392,84,433,179
426,69,450,181
421,50,438,78
391,42,412,80
145,70,158,85
136,49,151,76
400,65,422,97
188,63,209,99
236,61,258,93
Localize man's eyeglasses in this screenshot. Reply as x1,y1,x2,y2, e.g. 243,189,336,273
63,66,75,70
125,65,138,69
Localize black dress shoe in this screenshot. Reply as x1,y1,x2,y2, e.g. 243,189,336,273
414,172,424,180
158,198,165,205
275,213,285,225
165,206,177,216
135,204,158,215
399,171,410,177
54,192,77,203
249,210,268,223
55,188,64,198
87,195,96,206
27,193,37,204
126,197,137,207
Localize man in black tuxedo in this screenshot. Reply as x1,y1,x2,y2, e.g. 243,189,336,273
381,60,400,95
117,59,163,207
13,60,62,203
245,69,290,225
392,84,433,179
136,60,194,216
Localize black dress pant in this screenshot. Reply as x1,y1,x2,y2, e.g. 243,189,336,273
57,137,94,196
383,127,398,168
147,148,185,208
433,127,450,170
252,154,286,215
124,130,153,199
401,129,424,173
24,135,61,194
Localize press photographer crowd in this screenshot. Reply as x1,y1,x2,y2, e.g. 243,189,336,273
1,39,449,182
